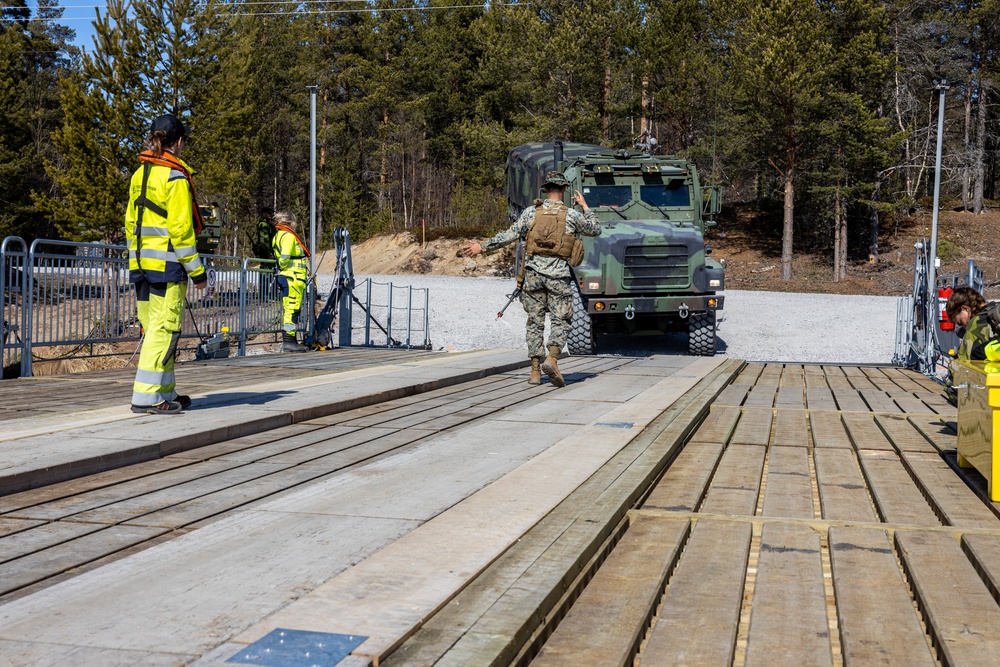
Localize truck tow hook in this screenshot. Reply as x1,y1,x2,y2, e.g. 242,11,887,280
625,305,636,321
678,303,690,319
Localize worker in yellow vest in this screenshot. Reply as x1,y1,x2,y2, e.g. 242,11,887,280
124,114,207,413
271,211,311,352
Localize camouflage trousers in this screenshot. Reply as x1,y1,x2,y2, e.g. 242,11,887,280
520,269,574,358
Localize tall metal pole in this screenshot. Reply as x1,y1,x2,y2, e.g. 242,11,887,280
307,85,318,337
927,80,948,371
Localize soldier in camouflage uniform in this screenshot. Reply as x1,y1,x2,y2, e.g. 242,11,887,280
944,286,1000,405
462,171,601,387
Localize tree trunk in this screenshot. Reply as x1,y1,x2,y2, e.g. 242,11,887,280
833,180,847,282
782,166,794,280
974,71,987,214
963,80,972,210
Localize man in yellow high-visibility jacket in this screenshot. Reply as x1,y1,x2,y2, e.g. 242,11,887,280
124,114,207,414
271,210,310,352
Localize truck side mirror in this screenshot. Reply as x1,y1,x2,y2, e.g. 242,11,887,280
702,186,722,217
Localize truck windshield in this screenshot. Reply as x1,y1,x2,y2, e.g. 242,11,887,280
641,183,691,208
582,185,632,208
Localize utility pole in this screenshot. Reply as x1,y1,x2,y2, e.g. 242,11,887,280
307,85,318,338
927,80,949,372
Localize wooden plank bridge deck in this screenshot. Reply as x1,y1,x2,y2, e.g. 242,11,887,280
0,349,996,666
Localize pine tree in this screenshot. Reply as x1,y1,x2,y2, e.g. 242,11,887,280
723,0,832,280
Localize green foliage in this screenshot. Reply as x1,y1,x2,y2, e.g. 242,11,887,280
936,238,963,263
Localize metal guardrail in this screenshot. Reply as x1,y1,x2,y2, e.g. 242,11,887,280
1,237,433,378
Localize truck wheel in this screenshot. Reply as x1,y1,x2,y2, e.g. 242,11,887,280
687,311,717,356
567,288,596,355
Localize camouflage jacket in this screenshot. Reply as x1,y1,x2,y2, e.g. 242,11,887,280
959,310,997,361
483,200,601,279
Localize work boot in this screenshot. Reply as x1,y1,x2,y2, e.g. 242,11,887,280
541,345,565,388
176,395,192,409
131,400,183,415
528,356,542,385
282,331,307,353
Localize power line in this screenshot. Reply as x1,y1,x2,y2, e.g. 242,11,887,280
2,2,503,22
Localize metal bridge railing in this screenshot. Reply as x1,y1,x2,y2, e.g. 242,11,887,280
355,278,431,349
1,238,432,377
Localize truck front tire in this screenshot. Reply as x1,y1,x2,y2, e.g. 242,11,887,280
687,311,717,356
568,288,596,355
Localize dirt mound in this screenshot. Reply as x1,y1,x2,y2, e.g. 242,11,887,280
318,232,516,278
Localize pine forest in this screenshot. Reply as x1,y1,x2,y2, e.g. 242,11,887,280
0,0,996,280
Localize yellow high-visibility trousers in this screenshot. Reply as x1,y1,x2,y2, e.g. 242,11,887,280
276,274,306,333
132,279,184,407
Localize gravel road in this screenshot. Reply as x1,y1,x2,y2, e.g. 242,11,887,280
318,274,899,365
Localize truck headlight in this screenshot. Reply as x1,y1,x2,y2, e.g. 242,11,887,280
709,279,721,287
588,282,600,290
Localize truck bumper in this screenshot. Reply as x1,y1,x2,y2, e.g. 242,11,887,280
586,294,724,316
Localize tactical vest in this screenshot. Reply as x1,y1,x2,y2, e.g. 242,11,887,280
524,203,584,266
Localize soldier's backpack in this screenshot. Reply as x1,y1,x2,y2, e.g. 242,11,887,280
524,203,584,266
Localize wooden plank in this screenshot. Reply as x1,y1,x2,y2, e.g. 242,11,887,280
699,445,765,516
823,366,853,390
0,518,45,540
896,530,1000,665
0,457,200,514
730,408,772,446
65,462,296,525
640,520,752,666
775,387,804,409
737,363,764,384
813,449,877,522
828,527,936,666
892,394,936,415
6,460,247,521
900,452,1000,529
745,523,832,667
843,368,878,391
809,411,853,449
761,446,814,519
908,415,957,453
805,387,837,410
714,384,749,407
856,451,940,525
688,406,741,445
0,521,106,564
875,414,938,454
0,525,168,597
842,413,894,451
772,409,808,446
642,443,724,513
530,515,689,667
742,387,776,408
860,389,899,413
833,389,870,412
961,533,1000,607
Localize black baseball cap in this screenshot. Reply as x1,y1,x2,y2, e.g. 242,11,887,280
150,114,189,144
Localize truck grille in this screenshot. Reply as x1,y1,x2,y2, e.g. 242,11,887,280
622,245,690,289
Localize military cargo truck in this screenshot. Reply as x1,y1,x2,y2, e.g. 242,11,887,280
505,141,724,355
196,204,224,255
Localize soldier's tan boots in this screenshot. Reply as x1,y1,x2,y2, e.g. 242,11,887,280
541,345,565,388
528,356,542,385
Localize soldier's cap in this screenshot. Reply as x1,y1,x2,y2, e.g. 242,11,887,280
150,114,189,144
542,171,570,189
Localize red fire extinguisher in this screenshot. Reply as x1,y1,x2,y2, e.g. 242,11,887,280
939,286,954,330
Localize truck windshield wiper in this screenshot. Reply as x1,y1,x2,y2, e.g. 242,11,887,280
648,202,671,220
600,205,627,220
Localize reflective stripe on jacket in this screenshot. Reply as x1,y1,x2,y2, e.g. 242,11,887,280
272,229,309,278
124,155,205,284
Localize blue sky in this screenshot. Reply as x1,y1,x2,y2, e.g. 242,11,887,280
28,1,101,50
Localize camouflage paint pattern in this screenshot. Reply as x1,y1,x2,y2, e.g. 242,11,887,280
483,200,601,279
521,269,576,358
505,142,724,335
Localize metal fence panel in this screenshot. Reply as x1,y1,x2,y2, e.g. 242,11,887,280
1,236,27,376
